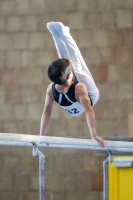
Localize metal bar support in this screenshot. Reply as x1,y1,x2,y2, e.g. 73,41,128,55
103,151,113,200
32,142,45,200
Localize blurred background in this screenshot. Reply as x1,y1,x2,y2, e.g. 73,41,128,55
0,0,133,199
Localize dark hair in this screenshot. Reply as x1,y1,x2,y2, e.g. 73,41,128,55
47,58,71,85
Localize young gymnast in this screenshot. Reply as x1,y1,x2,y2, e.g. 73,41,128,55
40,21,104,148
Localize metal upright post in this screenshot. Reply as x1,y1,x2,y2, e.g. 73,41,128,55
33,143,45,200
103,151,113,200
103,157,109,200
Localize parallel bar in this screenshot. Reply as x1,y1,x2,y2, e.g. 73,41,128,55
1,132,133,200
0,133,133,152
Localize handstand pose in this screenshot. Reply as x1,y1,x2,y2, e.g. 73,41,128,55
40,21,104,147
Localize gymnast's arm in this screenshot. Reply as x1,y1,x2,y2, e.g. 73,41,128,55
75,83,104,148
40,84,54,136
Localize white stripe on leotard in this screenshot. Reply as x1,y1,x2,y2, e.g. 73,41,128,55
64,94,75,104
58,93,75,105
58,94,62,104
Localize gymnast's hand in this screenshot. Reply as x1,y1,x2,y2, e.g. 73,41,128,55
92,136,105,148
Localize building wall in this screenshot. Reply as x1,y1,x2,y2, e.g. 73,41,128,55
0,0,133,199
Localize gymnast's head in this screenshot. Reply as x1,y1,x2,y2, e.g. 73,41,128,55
47,58,72,85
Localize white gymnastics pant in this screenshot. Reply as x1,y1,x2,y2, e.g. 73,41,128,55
46,21,99,106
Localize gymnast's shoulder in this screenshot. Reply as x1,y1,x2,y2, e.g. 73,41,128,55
75,83,88,93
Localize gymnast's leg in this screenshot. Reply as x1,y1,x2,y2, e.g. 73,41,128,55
53,22,99,106
46,21,77,83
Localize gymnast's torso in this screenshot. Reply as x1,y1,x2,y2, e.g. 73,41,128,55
52,83,91,116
